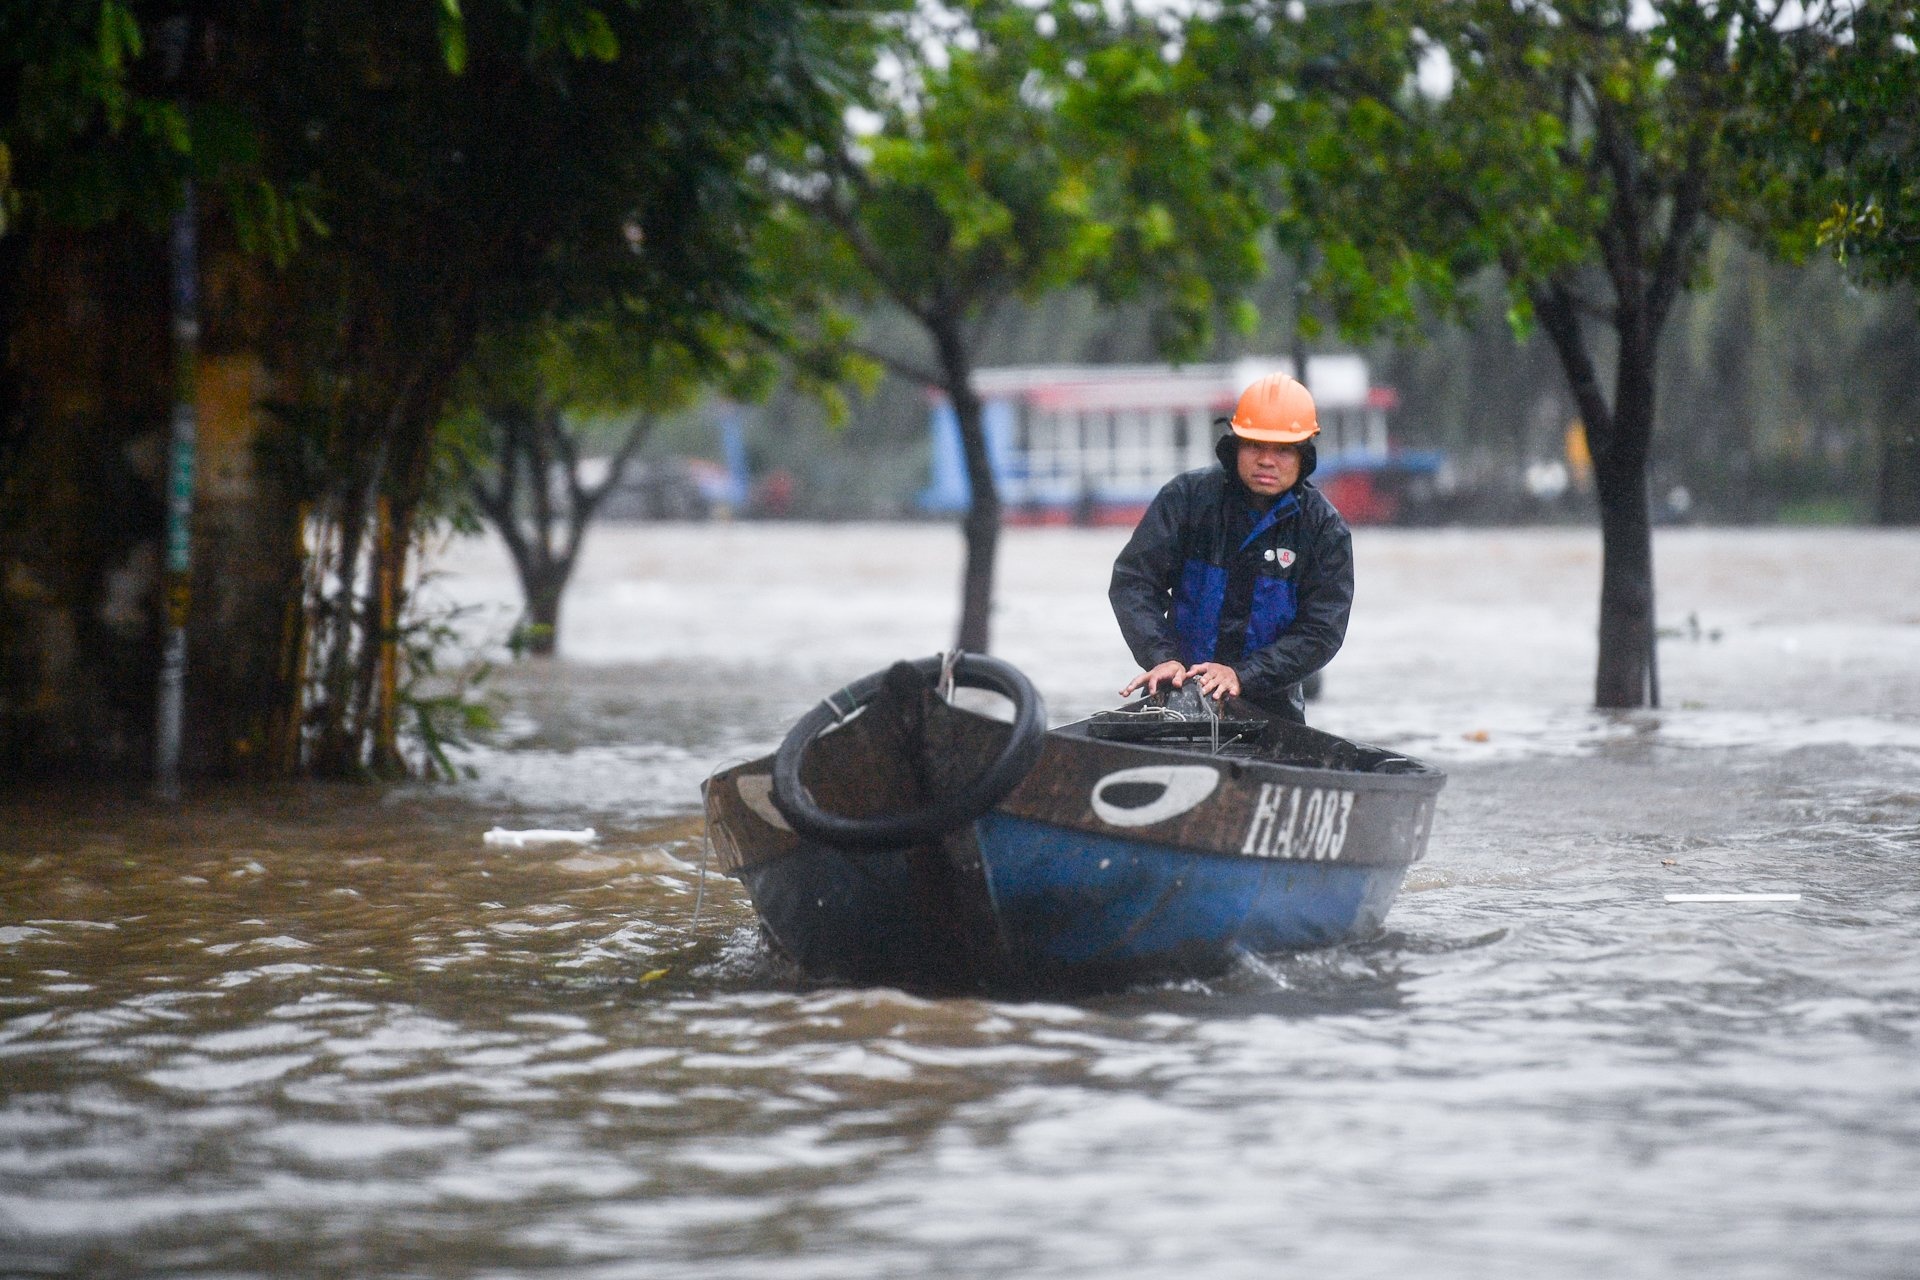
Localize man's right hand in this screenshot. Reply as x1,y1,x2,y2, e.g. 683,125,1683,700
1121,660,1188,698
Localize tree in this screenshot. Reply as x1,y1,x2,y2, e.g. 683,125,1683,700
0,0,871,780
0,0,322,781
273,1,871,775
1161,0,1781,707
1738,1,1920,522
766,0,1117,653
450,315,777,657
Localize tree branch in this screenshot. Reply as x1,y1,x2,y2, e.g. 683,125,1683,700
458,431,514,534
850,340,944,388
471,440,535,585
586,412,655,505
1587,84,1648,308
567,412,656,562
795,150,939,323
1533,278,1616,457
1645,137,1710,333
552,413,585,513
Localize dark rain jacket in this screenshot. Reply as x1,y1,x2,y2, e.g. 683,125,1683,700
1109,435,1354,721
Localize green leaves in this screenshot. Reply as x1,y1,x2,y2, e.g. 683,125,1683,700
224,178,325,269
1135,202,1175,251
437,0,468,73
1158,0,1774,347
530,3,621,63
774,0,1123,371
1736,0,1920,294
570,9,621,62
96,1,143,74
1046,3,1273,358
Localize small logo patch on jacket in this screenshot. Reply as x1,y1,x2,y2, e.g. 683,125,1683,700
1264,547,1296,568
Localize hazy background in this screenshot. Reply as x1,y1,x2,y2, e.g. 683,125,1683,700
634,242,1919,526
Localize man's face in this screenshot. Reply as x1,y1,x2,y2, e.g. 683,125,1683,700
1236,439,1301,498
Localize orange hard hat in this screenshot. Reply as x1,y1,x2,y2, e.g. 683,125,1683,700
1229,372,1319,444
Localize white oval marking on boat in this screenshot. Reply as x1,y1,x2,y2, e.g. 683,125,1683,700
1090,765,1221,828
735,774,792,832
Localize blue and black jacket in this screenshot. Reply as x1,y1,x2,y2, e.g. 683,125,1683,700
1109,434,1354,720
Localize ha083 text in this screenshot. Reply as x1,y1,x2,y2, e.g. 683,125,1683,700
1239,783,1355,861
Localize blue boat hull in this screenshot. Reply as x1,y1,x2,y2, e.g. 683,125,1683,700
974,812,1408,985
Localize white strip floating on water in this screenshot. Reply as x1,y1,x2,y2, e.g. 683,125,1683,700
1663,892,1801,903
483,827,598,848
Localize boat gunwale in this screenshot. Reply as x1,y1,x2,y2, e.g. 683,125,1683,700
1041,721,1448,798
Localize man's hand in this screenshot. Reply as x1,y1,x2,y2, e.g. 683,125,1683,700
1184,662,1240,701
1121,660,1188,698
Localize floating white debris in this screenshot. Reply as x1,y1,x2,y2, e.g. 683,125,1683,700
1664,892,1801,903
483,827,598,848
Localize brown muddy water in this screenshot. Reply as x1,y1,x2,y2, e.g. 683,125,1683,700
4,525,1919,1279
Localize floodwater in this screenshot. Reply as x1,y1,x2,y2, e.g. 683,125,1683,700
4,523,1919,1279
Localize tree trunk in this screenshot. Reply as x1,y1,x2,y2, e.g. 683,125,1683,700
933,319,999,654
1535,282,1660,709
522,564,567,657
1877,419,1920,525
0,229,171,778
1590,437,1657,708
0,224,309,780
1591,321,1660,709
185,350,306,778
475,405,598,661
0,227,36,486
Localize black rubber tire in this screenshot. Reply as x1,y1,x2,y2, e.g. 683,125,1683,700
769,653,1047,850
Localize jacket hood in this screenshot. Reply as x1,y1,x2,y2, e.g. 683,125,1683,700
1215,431,1318,487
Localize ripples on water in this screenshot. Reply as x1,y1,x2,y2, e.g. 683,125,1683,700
3,527,1918,1278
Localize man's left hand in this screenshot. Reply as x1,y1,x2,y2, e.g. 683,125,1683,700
1184,662,1240,701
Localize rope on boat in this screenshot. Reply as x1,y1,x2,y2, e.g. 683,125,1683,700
1099,703,1193,720
695,754,753,932
692,831,711,930
824,684,861,724
1102,692,1252,756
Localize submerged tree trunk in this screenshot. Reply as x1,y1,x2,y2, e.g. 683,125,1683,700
520,564,568,657
1535,282,1661,709
0,228,35,486
284,275,475,779
1593,317,1661,710
468,405,650,659
932,317,999,654
0,223,311,780
1879,420,1920,525
1590,431,1658,708
0,227,172,778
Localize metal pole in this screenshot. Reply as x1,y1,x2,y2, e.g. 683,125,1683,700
153,180,198,800
1291,250,1311,392
1645,471,1660,710
375,495,398,771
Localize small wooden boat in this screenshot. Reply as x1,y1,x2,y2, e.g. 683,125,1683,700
702,655,1445,995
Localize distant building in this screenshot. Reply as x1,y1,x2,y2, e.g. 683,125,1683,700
921,355,1438,525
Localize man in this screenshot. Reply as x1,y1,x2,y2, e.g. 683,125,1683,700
1109,371,1353,723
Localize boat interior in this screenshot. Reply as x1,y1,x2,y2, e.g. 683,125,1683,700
1078,683,1433,774
792,670,1434,840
